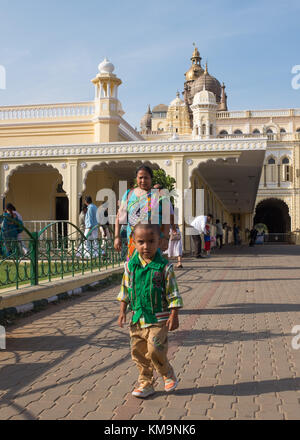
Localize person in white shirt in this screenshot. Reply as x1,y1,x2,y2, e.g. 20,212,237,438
190,215,207,258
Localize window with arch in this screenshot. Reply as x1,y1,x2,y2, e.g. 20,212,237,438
266,157,276,182
210,124,213,135
266,128,273,134
219,130,228,137
296,128,300,133
201,124,206,135
280,128,286,133
282,157,292,182
234,129,243,135
253,129,260,134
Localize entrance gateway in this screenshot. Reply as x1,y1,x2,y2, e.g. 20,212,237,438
254,198,291,243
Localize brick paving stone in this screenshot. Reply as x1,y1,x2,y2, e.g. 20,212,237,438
10,391,43,408
207,408,237,420
160,408,187,420
0,405,24,419
25,398,56,417
256,411,286,420
1,246,300,420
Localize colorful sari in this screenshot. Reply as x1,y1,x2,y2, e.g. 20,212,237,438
119,189,168,260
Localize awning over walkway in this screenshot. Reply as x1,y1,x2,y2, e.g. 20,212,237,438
197,149,266,213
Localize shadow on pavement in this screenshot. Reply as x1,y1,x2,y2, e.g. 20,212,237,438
169,328,286,346
147,377,300,399
181,303,300,315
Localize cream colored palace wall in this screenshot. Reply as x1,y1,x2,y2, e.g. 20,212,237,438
5,171,60,221
151,118,168,132
0,124,95,147
83,169,120,209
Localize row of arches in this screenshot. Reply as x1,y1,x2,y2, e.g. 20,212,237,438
195,123,214,136
267,157,290,165
263,156,292,183
219,128,300,136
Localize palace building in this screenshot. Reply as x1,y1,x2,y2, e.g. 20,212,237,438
140,46,300,238
0,48,298,246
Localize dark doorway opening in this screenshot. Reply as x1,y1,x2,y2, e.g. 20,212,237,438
56,197,69,244
254,198,291,234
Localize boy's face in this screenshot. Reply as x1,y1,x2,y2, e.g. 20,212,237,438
133,228,160,260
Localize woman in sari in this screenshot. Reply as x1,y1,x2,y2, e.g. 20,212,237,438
114,165,170,259
1,203,23,257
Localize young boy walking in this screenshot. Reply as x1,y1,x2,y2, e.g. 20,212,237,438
117,223,183,398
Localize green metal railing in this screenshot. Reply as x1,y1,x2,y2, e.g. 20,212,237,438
0,220,127,290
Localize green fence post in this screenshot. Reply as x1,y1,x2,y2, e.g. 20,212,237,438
30,232,39,286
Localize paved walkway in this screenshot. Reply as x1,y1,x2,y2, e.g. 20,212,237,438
1,245,300,420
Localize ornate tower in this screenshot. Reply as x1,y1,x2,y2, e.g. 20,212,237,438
91,58,123,142
166,92,191,136
140,105,152,133
218,82,228,111
183,45,204,126
190,84,218,139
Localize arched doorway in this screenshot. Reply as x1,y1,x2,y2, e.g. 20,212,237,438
5,164,65,220
254,198,291,233
82,160,161,223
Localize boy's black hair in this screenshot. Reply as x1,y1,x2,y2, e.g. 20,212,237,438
133,223,161,237
85,195,92,204
135,165,153,179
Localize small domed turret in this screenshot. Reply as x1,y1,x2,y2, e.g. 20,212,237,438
169,92,185,107
98,58,115,74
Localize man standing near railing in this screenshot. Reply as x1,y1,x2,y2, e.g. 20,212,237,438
84,196,99,256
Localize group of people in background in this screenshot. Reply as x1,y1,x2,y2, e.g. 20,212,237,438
190,214,226,259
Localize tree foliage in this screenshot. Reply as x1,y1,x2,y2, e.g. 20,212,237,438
152,169,176,192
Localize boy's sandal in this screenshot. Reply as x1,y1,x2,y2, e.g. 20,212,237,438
132,385,155,398
164,376,178,392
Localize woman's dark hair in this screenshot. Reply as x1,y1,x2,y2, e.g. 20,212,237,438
6,203,15,211
135,165,153,179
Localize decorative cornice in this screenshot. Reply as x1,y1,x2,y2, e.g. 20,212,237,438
0,138,267,160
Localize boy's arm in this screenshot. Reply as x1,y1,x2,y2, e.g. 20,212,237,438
118,301,127,328
117,263,130,327
164,264,183,331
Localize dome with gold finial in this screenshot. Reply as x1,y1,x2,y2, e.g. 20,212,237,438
190,62,222,103
185,45,203,81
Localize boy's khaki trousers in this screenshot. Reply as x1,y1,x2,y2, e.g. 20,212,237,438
130,322,175,387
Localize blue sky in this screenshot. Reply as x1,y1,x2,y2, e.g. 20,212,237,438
0,0,299,128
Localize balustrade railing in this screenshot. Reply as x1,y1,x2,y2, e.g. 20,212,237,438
217,109,299,119
0,102,95,122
